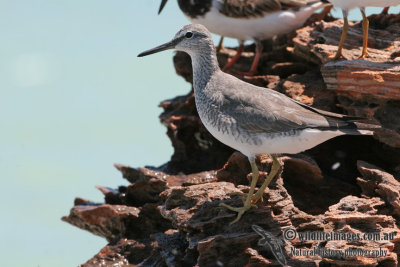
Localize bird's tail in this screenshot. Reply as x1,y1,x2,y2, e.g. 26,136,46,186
341,121,381,136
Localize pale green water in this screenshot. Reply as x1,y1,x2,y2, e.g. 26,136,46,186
0,1,397,266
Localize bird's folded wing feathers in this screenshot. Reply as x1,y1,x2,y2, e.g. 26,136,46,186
217,0,313,18
222,88,359,134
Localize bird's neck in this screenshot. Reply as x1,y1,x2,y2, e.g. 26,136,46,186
190,49,220,93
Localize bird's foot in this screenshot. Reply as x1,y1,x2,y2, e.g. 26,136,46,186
251,189,267,204
331,53,348,61
219,202,257,224
229,192,247,203
358,51,370,59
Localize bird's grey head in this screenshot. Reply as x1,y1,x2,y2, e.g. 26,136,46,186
138,24,214,58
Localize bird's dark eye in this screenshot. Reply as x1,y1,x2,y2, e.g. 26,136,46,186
185,32,193,38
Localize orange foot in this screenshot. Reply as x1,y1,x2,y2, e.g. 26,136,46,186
358,51,371,59
332,52,349,61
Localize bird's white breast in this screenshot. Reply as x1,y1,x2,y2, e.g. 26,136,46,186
328,0,400,10
201,115,346,158
185,2,325,41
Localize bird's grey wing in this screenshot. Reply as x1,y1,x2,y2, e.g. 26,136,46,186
220,82,355,134
286,96,362,120
216,0,311,18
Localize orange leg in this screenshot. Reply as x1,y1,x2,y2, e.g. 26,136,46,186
233,40,263,76
359,8,370,59
318,5,333,20
334,9,349,60
222,41,244,72
248,40,263,75
216,36,224,52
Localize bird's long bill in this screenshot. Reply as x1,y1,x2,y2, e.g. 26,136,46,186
137,38,179,57
158,0,168,14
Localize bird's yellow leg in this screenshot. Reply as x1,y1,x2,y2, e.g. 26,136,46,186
252,155,281,203
216,36,224,52
359,8,370,59
219,157,259,224
334,10,349,60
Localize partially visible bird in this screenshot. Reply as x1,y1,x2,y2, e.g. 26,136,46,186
327,1,400,59
158,0,329,75
138,24,379,224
